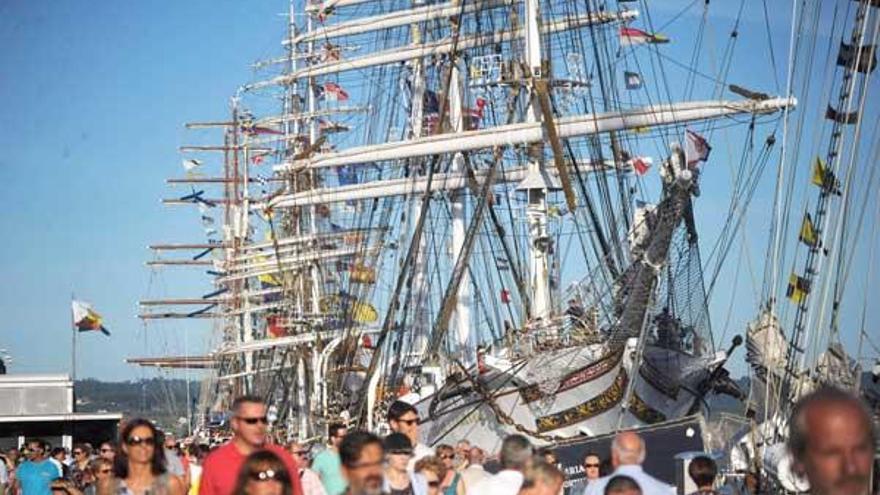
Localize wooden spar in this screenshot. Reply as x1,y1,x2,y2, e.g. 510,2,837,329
162,198,241,206
250,11,639,89
149,243,230,250
254,106,371,126
245,228,381,250
137,312,222,319
185,121,235,129
179,145,273,152
167,177,283,184
145,260,214,266
535,78,578,212
274,98,797,171
139,299,228,306
126,355,217,369
290,0,516,45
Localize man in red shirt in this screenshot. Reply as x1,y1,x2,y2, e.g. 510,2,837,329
200,395,303,495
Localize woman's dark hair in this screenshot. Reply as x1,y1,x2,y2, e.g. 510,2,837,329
340,431,383,468
232,450,292,495
605,475,642,495
114,418,167,478
687,456,717,488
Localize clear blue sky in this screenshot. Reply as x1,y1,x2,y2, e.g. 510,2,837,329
0,1,875,381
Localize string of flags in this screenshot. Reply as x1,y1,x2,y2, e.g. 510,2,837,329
72,300,111,336
785,153,847,305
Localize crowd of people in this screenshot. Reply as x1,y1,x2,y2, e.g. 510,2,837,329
0,386,875,495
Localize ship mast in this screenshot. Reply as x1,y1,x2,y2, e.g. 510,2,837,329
518,0,556,320
448,1,472,363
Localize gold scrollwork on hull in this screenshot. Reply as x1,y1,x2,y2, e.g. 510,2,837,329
629,392,667,424
521,348,624,403
535,368,627,432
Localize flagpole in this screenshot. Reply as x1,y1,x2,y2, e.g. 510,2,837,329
70,294,77,383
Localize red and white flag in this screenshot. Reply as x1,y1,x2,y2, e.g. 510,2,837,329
322,82,349,102
628,156,653,176
685,129,711,167
619,27,669,47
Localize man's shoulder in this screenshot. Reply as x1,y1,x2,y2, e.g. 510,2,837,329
637,471,674,490
203,443,236,466
312,449,336,464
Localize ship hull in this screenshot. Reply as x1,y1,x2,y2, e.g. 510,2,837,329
418,339,715,451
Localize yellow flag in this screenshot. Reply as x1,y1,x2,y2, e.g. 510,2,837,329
811,156,827,188
256,256,282,286
319,295,379,324
811,156,841,194
786,274,811,304
798,213,818,247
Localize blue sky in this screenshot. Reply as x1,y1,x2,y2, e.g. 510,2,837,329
0,1,876,382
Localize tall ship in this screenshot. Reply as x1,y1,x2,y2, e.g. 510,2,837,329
128,0,877,459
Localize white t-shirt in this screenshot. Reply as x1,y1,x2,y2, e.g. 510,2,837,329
407,443,434,473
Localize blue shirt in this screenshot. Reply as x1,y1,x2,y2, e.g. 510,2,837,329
583,465,674,495
312,449,347,495
17,459,58,495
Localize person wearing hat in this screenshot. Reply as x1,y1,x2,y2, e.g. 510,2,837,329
382,434,427,495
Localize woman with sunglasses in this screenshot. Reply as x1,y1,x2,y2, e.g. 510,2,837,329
433,446,463,495
382,434,428,495
413,457,444,495
98,418,185,495
231,451,292,495
83,458,113,495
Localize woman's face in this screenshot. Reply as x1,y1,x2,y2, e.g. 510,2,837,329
421,470,440,495
438,449,455,470
123,425,156,466
94,463,113,482
386,452,411,472
245,464,286,495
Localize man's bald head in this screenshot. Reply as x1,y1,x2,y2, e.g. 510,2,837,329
611,431,645,467
788,386,875,495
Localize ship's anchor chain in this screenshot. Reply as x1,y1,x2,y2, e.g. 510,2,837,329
449,358,565,442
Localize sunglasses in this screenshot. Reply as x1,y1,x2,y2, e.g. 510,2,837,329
388,450,413,456
238,416,269,425
585,463,600,468
249,469,288,482
125,436,156,447
427,481,440,488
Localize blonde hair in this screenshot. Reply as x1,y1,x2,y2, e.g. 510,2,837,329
414,455,445,479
